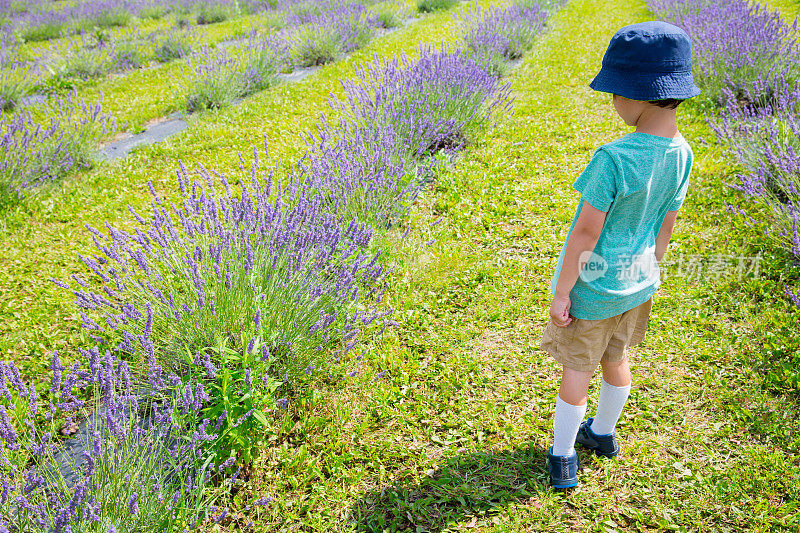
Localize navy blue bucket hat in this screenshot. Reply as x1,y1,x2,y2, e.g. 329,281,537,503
590,21,701,101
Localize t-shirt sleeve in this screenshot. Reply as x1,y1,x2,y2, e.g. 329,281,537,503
667,148,693,211
572,148,617,212
667,171,691,211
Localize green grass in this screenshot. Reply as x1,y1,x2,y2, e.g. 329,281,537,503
3,0,800,530
229,0,800,529
764,0,800,17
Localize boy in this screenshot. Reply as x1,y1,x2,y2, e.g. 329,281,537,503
541,21,700,489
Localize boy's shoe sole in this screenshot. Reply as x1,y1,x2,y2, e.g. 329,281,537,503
575,417,619,458
547,446,579,489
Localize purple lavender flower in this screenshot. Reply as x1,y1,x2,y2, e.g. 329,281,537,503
218,456,236,471
128,492,138,515
253,496,273,506
786,281,800,307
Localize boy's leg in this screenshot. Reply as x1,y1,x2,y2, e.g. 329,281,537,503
552,366,592,456
591,355,632,436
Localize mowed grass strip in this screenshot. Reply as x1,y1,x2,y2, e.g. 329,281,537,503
0,0,468,377
764,0,800,18
226,0,800,529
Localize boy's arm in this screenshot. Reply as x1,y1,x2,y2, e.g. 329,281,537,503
550,201,607,327
655,210,679,262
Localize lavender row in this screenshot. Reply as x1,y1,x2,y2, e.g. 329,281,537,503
182,0,403,111
2,23,213,111
649,0,800,306
2,0,273,44
1,0,403,113
0,0,406,199
0,2,555,530
1,0,400,199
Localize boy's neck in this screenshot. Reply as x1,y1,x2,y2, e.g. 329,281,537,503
634,107,679,138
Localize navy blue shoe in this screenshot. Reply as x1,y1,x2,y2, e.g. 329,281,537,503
547,446,579,489
575,417,619,458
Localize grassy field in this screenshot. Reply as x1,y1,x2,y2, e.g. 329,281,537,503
220,0,800,530
2,0,800,530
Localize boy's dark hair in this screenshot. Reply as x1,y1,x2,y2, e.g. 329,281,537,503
647,98,684,109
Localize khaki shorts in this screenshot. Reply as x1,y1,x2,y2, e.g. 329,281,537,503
540,298,653,373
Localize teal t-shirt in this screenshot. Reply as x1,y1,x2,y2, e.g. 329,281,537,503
550,132,693,320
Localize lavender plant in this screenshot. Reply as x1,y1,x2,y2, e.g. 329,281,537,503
373,7,402,29
0,350,235,532
196,0,237,24
76,3,132,30
291,25,340,66
152,31,191,63
138,1,170,20
47,32,115,80
331,46,512,159
183,45,243,111
183,38,285,111
711,104,800,292
661,0,800,307
0,91,115,203
371,0,412,30
0,63,34,111
458,1,548,76
18,10,69,42
416,0,456,14
240,0,279,15
0,33,20,68
287,2,375,67
55,147,390,385
112,38,147,71
298,120,426,232
16,0,135,43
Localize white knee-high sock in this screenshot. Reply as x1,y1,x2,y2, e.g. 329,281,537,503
591,379,631,435
552,395,587,456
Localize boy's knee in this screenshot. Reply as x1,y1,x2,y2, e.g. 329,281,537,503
600,356,628,369
600,357,631,387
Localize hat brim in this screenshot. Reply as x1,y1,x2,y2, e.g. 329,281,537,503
589,67,701,100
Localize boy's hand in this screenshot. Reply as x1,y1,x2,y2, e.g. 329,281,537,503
549,295,572,327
